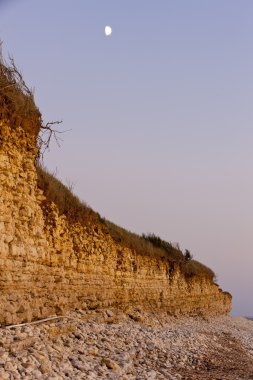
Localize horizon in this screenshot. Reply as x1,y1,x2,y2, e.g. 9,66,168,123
0,0,252,316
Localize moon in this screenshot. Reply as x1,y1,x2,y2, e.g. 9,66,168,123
105,26,112,36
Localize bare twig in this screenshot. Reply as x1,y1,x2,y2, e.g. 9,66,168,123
37,120,71,160
0,42,67,157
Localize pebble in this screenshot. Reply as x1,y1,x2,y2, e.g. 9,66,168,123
106,309,114,318
101,357,121,371
0,311,252,379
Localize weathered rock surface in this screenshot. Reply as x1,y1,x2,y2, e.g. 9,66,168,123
0,122,231,325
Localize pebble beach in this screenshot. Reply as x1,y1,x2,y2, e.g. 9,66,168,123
0,309,252,380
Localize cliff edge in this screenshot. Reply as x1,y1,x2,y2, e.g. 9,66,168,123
0,57,231,325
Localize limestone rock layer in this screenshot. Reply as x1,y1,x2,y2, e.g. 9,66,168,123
0,122,231,325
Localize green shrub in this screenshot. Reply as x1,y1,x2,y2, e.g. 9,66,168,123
184,249,193,261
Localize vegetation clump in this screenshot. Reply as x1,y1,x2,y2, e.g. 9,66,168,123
36,164,100,225
103,220,170,259
181,259,215,281
0,44,61,154
0,44,41,136
142,233,184,262
184,249,193,262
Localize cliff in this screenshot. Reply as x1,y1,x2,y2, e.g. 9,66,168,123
0,121,231,325
0,60,231,325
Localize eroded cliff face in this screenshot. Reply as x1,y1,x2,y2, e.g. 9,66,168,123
0,122,232,325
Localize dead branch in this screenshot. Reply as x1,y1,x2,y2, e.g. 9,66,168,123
0,42,68,158
8,55,34,98
37,120,71,160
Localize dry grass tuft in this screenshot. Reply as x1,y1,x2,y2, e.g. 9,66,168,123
36,164,100,225
103,220,169,259
181,259,215,280
0,44,41,136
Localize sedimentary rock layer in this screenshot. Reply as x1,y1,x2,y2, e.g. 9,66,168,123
0,122,231,325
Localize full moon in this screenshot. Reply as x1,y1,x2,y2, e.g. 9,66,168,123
105,26,112,36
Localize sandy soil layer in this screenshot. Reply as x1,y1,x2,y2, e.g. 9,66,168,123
0,309,252,380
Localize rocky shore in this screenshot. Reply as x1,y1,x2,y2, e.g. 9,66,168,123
0,309,252,380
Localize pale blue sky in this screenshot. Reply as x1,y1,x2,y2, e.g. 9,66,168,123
1,0,252,316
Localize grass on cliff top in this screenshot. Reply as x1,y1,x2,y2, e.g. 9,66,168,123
103,220,184,262
36,165,215,281
181,260,215,280
0,48,41,136
36,164,100,225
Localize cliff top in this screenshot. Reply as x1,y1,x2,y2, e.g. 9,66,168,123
0,49,41,137
36,164,215,282
0,53,215,282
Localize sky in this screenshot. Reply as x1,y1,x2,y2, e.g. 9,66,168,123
0,0,252,316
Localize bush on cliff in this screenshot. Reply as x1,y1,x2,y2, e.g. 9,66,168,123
103,220,172,260
141,233,184,262
0,46,61,154
36,164,100,225
182,259,215,280
0,45,41,136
